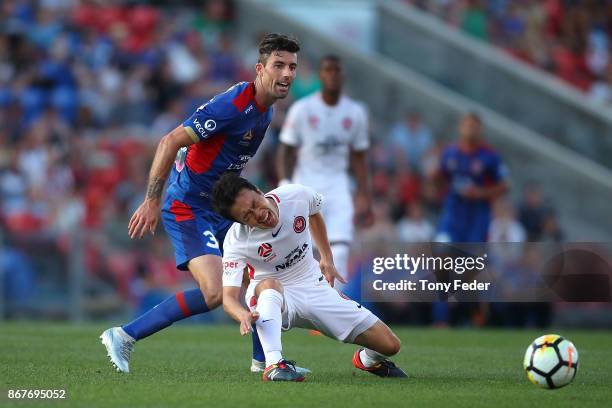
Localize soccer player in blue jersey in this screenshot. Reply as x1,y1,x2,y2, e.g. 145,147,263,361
436,113,509,243
100,33,303,374
432,113,509,326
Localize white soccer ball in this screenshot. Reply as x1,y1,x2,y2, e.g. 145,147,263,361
523,334,579,389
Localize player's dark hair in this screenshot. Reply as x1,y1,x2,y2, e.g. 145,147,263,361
319,54,341,68
258,33,300,65
464,111,482,124
212,172,259,222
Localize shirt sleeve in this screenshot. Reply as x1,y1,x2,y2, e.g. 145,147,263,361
351,104,370,151
221,226,248,287
183,97,238,143
300,185,324,215
279,101,303,147
222,255,248,288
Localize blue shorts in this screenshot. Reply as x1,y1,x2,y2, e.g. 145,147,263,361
161,198,233,270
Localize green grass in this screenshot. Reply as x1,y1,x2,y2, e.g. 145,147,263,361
1,323,611,408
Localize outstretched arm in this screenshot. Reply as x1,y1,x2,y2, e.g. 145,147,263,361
128,126,195,239
309,212,346,287
223,285,259,336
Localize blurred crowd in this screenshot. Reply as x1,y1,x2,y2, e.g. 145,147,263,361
0,0,245,315
1,1,565,326
405,0,612,104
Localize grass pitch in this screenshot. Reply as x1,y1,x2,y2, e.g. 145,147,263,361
1,323,611,407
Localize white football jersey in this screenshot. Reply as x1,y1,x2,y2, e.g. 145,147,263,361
222,184,324,288
279,92,369,194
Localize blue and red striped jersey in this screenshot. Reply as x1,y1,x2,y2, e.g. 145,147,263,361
438,142,508,241
440,142,507,198
166,82,273,209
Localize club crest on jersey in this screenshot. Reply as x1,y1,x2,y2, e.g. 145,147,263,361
308,115,319,130
342,117,352,130
293,216,306,233
258,242,276,262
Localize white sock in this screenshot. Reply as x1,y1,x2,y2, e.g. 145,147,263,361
256,289,284,367
331,244,350,290
359,348,386,368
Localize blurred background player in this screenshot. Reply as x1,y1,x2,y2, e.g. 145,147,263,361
430,112,509,326
100,33,301,374
276,55,373,290
213,173,406,381
434,112,509,243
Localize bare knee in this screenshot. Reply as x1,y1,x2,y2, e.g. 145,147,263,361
255,279,283,297
354,322,401,356
381,333,401,356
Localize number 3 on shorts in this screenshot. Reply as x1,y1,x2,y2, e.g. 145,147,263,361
203,231,219,249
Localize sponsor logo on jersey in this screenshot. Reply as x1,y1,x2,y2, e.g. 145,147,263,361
293,216,306,233
316,136,343,154
227,155,252,170
204,119,216,131
193,118,208,138
275,243,309,271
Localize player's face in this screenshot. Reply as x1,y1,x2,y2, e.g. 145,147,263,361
319,59,343,92
256,51,298,100
230,189,279,229
459,115,481,143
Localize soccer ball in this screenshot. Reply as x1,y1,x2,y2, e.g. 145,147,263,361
523,334,579,389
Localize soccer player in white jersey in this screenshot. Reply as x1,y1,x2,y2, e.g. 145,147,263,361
212,173,406,382
277,55,373,287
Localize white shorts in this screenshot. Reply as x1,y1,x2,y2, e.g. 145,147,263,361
321,191,353,243
246,276,378,343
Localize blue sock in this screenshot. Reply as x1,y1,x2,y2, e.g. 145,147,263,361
123,288,209,340
251,325,265,363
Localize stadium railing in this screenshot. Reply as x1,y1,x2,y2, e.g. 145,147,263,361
376,1,612,170
236,0,612,241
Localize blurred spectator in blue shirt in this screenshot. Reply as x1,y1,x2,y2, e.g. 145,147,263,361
389,110,433,172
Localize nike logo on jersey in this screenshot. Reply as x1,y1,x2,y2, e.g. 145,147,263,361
272,224,282,237
261,319,274,323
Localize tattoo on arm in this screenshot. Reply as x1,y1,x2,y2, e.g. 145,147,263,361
146,177,165,199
